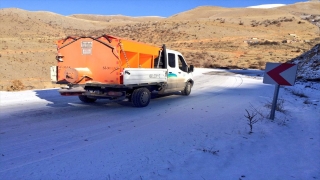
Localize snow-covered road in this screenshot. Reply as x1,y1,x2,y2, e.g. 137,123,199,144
1,68,319,180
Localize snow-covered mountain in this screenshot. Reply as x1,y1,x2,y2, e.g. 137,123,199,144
247,4,286,8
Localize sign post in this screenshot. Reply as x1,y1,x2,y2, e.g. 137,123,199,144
263,63,297,120
270,84,280,120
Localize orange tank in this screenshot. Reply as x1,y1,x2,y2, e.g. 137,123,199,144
56,34,161,85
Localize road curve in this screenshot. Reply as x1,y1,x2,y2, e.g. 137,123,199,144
0,68,265,179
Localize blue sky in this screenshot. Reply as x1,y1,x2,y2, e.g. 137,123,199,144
0,0,307,17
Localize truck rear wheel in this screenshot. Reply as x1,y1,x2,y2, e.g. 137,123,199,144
131,88,151,107
182,82,191,96
78,95,97,103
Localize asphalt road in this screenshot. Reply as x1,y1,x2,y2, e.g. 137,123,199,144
0,69,265,179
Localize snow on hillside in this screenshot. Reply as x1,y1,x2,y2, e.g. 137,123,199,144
289,43,320,82
247,4,286,8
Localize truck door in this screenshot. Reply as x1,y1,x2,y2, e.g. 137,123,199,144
166,52,186,91
177,54,189,89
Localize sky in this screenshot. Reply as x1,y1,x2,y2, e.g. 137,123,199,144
0,0,308,17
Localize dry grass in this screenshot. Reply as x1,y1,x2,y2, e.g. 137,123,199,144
0,2,320,90
6,80,25,91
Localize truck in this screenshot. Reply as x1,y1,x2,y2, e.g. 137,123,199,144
50,34,194,107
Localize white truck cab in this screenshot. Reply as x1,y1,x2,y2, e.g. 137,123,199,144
165,49,193,93
122,46,194,97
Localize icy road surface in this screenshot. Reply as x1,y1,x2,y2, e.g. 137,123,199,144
1,68,319,180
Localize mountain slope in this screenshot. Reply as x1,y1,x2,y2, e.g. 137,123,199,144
277,1,320,15
70,14,164,23
0,1,319,90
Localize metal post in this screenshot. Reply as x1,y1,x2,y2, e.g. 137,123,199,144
269,84,280,120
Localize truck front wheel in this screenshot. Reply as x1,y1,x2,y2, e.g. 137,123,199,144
181,82,192,96
131,88,151,107
78,95,97,103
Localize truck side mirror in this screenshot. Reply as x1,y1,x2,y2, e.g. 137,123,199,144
189,65,194,73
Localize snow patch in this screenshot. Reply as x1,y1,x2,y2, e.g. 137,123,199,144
247,4,286,9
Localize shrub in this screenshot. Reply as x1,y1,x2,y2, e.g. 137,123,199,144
203,61,221,68
244,109,258,134
249,64,259,69
258,61,266,69
265,99,286,113
291,90,308,98
6,80,25,91
303,99,312,104
259,40,279,45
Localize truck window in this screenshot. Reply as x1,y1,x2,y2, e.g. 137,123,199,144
178,55,187,72
168,53,175,68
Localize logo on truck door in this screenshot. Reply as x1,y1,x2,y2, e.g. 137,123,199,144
81,41,93,55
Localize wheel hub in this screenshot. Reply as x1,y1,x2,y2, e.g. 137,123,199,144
141,92,149,103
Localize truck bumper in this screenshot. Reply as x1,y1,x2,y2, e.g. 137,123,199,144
58,86,86,96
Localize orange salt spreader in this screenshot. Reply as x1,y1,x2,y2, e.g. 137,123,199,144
54,34,161,86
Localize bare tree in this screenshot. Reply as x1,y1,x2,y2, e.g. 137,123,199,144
244,109,258,134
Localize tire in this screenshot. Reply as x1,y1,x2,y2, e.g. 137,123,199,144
78,95,97,103
181,82,192,96
131,88,151,107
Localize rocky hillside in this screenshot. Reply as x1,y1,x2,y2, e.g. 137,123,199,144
289,44,320,82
